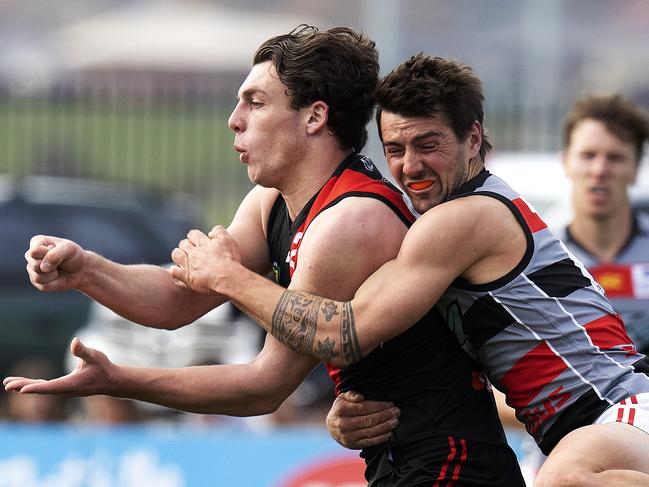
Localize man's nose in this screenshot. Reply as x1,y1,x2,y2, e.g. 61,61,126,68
589,155,611,178
228,103,244,133
402,150,423,176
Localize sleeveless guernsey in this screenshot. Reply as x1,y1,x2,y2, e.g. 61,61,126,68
436,170,649,454
267,155,511,450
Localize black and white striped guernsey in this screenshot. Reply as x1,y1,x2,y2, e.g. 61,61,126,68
435,170,649,454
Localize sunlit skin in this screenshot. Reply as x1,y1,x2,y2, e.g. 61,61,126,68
228,61,310,192
563,119,638,222
380,111,483,213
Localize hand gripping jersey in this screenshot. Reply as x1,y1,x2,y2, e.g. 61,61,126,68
435,170,649,455
267,154,511,452
560,212,649,355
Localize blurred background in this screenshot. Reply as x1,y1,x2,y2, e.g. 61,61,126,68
0,0,648,486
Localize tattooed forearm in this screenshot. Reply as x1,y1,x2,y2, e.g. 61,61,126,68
271,290,362,366
340,301,361,364
272,291,321,353
315,337,339,362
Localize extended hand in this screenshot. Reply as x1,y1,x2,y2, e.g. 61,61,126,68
25,235,88,292
170,226,241,295
4,338,114,397
326,391,400,449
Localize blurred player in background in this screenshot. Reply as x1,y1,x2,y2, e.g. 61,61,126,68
561,94,649,354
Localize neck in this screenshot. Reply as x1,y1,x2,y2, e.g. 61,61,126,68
280,147,353,220
466,157,485,181
569,207,633,262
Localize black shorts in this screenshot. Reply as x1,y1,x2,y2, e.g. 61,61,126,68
363,435,525,486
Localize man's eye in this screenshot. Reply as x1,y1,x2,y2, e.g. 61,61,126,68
250,101,263,108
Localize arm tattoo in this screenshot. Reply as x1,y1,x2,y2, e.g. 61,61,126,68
272,291,321,353
340,301,361,364
271,290,362,365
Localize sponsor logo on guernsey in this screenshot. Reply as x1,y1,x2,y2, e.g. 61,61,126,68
589,264,634,298
286,231,304,271
359,156,374,172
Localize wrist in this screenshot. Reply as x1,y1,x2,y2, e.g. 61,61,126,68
209,258,241,297
75,250,95,291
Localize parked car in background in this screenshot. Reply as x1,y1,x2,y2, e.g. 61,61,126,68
0,175,201,378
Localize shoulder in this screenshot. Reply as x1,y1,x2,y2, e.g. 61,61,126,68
414,195,514,234
231,185,280,237
307,196,409,246
293,196,408,297
403,195,523,265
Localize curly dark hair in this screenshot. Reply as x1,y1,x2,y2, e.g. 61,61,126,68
563,94,649,164
253,25,379,152
375,53,492,161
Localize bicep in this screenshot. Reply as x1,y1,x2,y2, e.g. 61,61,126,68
291,198,408,300
351,207,481,351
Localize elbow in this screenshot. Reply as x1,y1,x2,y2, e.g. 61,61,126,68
235,394,286,417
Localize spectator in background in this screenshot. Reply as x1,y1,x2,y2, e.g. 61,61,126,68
560,94,649,354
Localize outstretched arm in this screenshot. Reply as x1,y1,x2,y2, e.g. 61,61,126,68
4,336,317,416
6,196,411,418
24,186,274,329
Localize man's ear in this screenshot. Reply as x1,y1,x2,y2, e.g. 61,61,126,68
306,101,329,135
467,121,482,159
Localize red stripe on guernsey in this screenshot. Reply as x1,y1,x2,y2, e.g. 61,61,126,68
589,264,634,298
325,363,342,395
629,408,636,425
288,168,415,278
583,314,636,352
631,395,638,404
617,407,625,422
303,169,415,230
499,341,567,410
433,436,457,487
511,197,547,233
451,438,468,482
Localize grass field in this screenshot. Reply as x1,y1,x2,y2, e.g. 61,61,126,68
0,97,251,225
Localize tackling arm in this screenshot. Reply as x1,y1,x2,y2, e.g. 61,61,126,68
216,198,507,367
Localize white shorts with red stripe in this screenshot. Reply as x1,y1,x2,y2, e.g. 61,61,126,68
594,393,649,435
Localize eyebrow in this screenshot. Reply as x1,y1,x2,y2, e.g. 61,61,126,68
383,130,445,146
237,87,268,100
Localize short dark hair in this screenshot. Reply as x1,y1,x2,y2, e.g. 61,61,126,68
563,94,649,164
254,25,379,152
375,53,492,161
